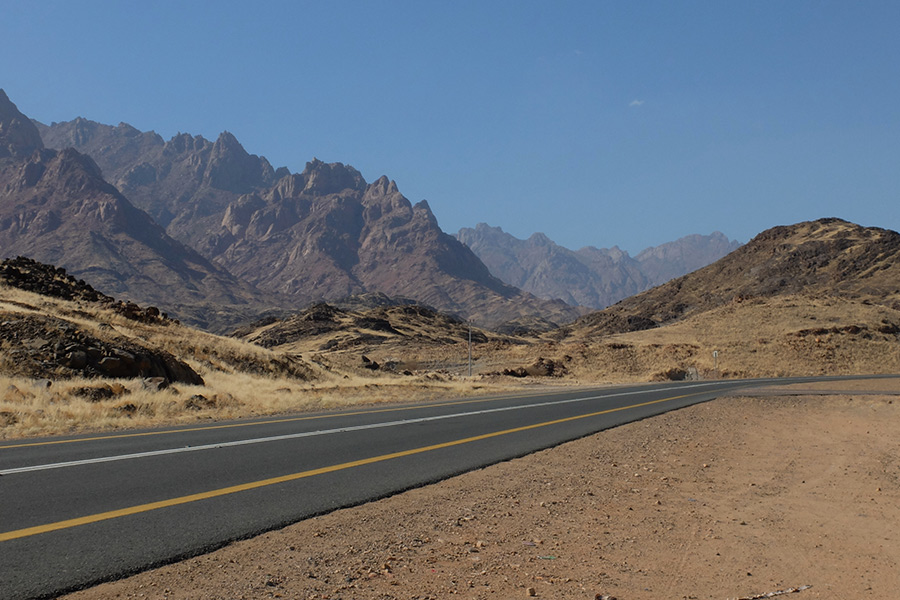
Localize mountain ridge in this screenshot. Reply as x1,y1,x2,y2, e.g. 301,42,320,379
457,223,740,309
1,90,284,331
200,159,582,328
19,93,582,328
34,116,285,244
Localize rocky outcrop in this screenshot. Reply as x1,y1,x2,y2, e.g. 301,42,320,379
0,312,203,384
0,256,177,324
237,299,494,355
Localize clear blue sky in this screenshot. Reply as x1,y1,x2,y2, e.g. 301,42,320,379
2,1,898,253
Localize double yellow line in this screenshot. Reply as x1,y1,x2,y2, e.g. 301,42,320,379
0,392,695,542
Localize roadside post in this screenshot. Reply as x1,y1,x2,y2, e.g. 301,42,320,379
468,321,473,377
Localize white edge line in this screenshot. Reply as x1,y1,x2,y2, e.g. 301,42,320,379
1,381,725,476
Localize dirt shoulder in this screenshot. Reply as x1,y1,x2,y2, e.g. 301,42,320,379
64,381,900,600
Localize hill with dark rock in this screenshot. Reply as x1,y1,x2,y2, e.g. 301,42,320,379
559,218,900,338
457,224,739,308
0,256,203,384
235,300,507,360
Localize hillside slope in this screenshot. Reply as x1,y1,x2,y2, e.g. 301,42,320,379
560,218,900,338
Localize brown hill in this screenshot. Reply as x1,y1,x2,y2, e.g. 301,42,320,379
0,256,329,437
0,256,202,384
236,302,498,355
0,90,281,331
559,218,900,338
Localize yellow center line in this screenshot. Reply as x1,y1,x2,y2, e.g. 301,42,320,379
0,390,558,450
0,391,698,543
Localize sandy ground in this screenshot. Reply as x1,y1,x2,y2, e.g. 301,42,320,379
63,381,900,600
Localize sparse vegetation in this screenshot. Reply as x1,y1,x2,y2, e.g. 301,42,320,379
4,274,900,440
4,219,900,439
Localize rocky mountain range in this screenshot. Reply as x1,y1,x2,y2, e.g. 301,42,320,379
35,118,285,246
456,224,740,309
194,159,581,327
4,90,581,329
0,90,277,330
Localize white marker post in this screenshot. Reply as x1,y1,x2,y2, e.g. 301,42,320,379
713,350,719,373
468,322,473,377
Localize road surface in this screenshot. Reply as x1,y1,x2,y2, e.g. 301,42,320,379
0,378,817,599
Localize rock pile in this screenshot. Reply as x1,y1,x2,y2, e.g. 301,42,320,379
0,312,203,384
499,357,569,378
0,256,173,324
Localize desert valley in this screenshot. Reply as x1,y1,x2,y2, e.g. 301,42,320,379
2,88,899,599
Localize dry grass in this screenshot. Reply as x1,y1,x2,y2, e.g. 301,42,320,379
557,294,900,381
0,285,535,439
4,284,900,440
1,374,204,437
0,369,532,440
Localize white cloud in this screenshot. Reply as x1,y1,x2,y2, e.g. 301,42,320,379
629,99,645,107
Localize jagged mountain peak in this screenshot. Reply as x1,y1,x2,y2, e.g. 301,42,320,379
368,175,400,197
163,131,209,155
205,130,275,194
0,89,44,159
300,158,366,195
46,147,107,185
115,121,143,137
413,199,435,216
527,232,553,246
214,130,241,146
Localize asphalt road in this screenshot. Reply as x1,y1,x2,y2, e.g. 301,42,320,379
0,377,827,599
